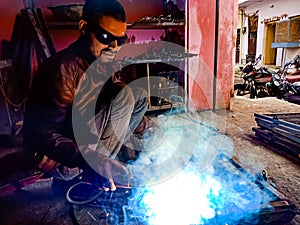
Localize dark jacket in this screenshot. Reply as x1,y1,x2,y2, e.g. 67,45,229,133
23,35,106,168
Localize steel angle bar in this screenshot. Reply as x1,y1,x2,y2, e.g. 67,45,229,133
252,127,273,142
274,123,300,136
254,115,300,143
265,112,300,117
255,113,300,131
253,113,300,163
254,117,276,130
265,113,300,124
253,127,300,153
259,123,300,142
254,113,275,121
273,133,300,152
272,127,300,144
254,126,300,153
253,128,300,163
273,124,300,136
252,128,300,150
271,140,300,161
254,113,300,133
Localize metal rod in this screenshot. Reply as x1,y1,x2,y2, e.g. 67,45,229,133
213,0,220,112
185,0,190,111
146,63,152,108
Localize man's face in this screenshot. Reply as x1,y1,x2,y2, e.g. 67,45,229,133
90,15,127,62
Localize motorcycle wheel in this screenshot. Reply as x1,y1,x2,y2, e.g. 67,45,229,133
234,83,247,96
236,89,243,96
250,86,257,99
285,95,300,105
257,90,269,98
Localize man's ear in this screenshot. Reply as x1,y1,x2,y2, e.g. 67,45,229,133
79,20,88,35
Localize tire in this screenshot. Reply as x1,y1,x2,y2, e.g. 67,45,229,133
257,90,269,98
250,86,257,99
234,83,247,96
285,95,300,105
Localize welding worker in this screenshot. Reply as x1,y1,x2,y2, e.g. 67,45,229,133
23,0,148,191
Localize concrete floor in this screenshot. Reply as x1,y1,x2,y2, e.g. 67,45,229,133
0,97,300,225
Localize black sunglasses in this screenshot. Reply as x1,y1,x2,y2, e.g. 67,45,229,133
92,24,128,46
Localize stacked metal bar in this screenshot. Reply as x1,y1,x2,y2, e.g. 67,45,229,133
252,113,300,163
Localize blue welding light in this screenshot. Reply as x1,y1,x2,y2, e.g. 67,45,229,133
122,111,276,225
127,170,221,225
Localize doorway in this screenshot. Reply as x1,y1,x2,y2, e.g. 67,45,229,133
263,22,276,65
235,28,241,63
247,15,258,62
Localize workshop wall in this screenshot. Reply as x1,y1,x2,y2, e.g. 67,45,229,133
0,0,23,55
0,0,164,54
0,0,238,111
188,0,238,110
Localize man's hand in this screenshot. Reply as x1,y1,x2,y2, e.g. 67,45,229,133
79,146,130,191
97,156,129,191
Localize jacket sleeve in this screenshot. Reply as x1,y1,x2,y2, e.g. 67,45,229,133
23,60,89,168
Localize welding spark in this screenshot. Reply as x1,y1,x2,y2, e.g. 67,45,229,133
87,211,97,222
128,170,221,225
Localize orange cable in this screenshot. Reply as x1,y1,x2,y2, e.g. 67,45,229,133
0,83,27,107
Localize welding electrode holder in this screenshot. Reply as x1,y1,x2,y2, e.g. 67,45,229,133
66,181,133,205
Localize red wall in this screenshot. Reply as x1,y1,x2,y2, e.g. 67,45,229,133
0,0,23,54
0,0,238,110
0,0,163,54
188,0,238,110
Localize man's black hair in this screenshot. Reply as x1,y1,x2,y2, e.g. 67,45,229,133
82,0,126,25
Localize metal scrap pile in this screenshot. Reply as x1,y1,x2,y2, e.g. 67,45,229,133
252,113,300,163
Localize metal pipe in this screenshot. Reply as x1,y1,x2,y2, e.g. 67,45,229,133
213,0,220,112
185,0,190,110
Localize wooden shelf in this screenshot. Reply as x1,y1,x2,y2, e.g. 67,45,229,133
148,102,183,111
47,21,79,30
120,58,186,65
127,22,185,29
47,21,184,30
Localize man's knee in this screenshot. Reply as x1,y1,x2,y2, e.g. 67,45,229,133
115,84,135,107
132,87,148,110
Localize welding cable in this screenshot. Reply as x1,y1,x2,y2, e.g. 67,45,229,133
0,83,27,107
66,182,104,205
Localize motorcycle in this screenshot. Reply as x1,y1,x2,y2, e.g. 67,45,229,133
269,77,300,104
234,54,275,98
283,81,300,104
266,74,300,104
265,72,283,98
266,54,300,104
282,54,300,84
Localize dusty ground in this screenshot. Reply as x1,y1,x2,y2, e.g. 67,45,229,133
0,95,300,225
220,96,300,225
